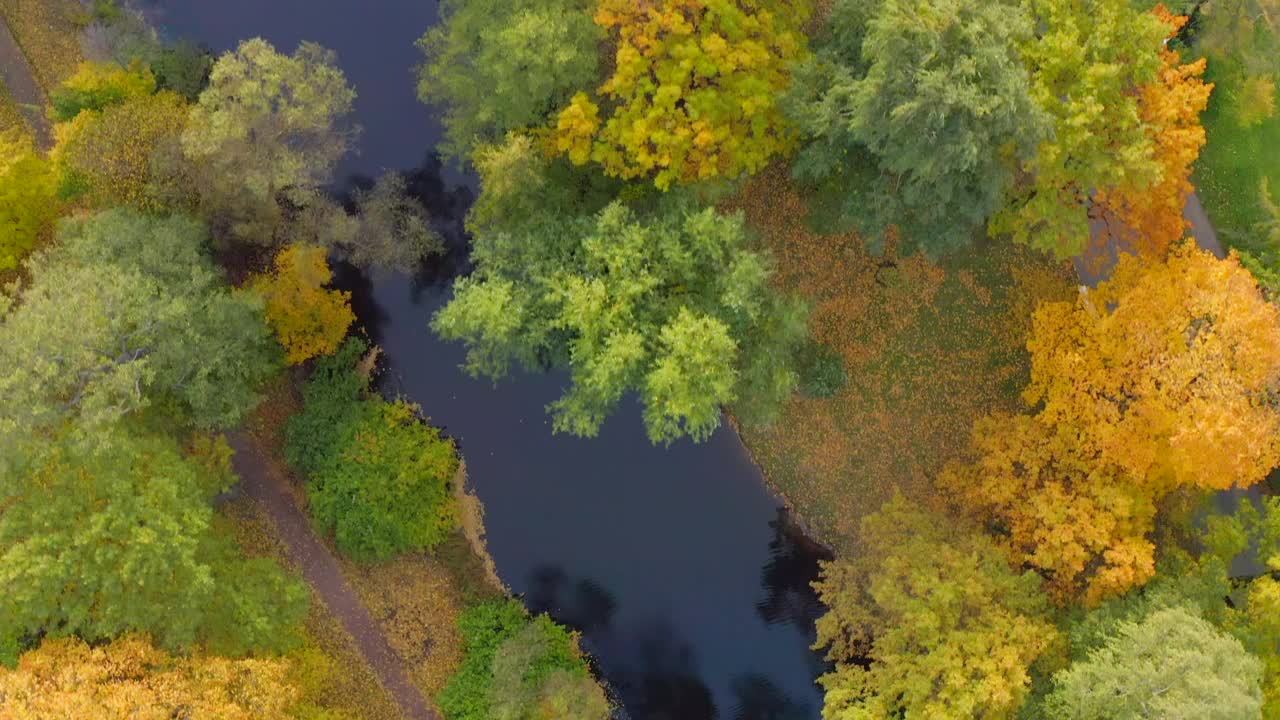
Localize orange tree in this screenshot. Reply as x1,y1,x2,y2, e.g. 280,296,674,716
251,243,354,364
553,0,811,189
1095,7,1214,256
945,244,1280,604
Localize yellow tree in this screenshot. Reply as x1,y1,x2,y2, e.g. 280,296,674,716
252,243,354,364
553,0,810,189
813,495,1060,719
0,635,298,720
946,244,1280,604
1095,7,1214,256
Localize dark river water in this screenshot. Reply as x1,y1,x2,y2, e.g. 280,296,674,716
145,2,831,717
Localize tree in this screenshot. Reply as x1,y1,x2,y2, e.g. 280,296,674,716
0,635,299,719
0,210,278,437
787,0,1048,254
182,39,356,244
252,243,355,365
0,131,58,272
53,90,190,210
553,0,812,189
0,428,307,657
49,60,155,122
417,0,602,161
433,200,808,444
1043,607,1263,719
1094,8,1213,256
346,173,444,273
944,244,1280,603
812,495,1059,720
1199,0,1280,127
989,0,1168,257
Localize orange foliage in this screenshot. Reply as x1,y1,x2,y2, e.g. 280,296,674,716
1095,6,1213,256
946,244,1280,604
0,635,298,720
252,243,354,365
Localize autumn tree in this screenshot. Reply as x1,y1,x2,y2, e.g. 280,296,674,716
944,244,1280,602
1094,8,1213,256
53,90,190,210
182,39,356,244
252,243,355,364
1043,607,1263,719
990,0,1167,257
0,211,278,438
418,0,603,160
787,0,1048,254
433,199,808,444
0,428,307,657
0,635,299,719
553,0,811,189
49,60,155,121
0,131,58,272
812,495,1060,720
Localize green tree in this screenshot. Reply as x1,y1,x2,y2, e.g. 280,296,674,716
813,495,1060,720
0,210,277,438
989,0,1167,257
1044,607,1263,719
433,200,807,444
418,0,602,161
789,0,1047,254
1199,0,1280,126
182,39,356,244
0,428,307,658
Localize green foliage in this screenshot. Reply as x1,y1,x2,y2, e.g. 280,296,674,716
789,0,1047,255
0,427,308,657
153,41,214,101
1199,0,1280,126
438,600,602,720
286,337,460,561
1044,607,1263,719
434,199,808,444
0,210,278,440
183,38,356,244
49,61,156,122
0,138,59,272
796,340,847,398
418,0,602,161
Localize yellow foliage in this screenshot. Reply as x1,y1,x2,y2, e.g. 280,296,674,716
946,244,1280,604
51,61,156,120
554,0,810,189
252,244,355,365
0,635,298,720
0,128,57,271
1095,7,1213,256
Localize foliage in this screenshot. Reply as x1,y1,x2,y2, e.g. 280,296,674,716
438,600,602,720
0,210,278,437
788,0,1047,255
52,90,190,210
1198,0,1280,127
48,60,154,122
812,495,1059,720
990,0,1167,257
309,399,460,562
182,39,356,244
1094,8,1213,256
285,337,368,478
252,243,355,365
1043,607,1263,719
944,244,1280,603
553,0,811,189
0,131,58,271
0,635,300,719
346,173,444,273
0,427,307,657
433,200,808,444
418,0,602,160
153,41,214,101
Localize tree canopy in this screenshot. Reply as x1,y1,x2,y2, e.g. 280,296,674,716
433,198,807,443
251,243,355,365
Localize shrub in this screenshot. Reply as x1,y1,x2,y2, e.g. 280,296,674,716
285,337,368,478
49,61,155,122
0,133,58,272
154,41,214,101
796,340,847,398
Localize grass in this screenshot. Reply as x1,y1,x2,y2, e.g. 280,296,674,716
727,166,1077,555
1193,56,1280,244
0,0,86,91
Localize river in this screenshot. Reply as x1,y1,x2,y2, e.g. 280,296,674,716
144,2,831,717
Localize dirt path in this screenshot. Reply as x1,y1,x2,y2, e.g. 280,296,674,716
0,16,52,150
228,433,439,720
